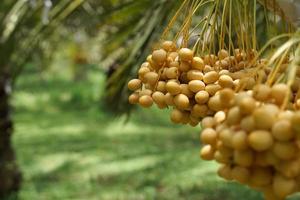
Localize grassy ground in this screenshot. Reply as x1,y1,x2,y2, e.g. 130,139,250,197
11,67,295,200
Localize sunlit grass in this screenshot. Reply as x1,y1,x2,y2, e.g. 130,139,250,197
11,67,300,200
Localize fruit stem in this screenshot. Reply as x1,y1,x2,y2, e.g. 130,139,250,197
282,43,300,109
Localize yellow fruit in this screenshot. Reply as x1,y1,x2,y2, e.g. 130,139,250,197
272,119,294,141
192,57,205,70
139,95,153,108
217,164,232,180
291,111,300,133
250,167,272,187
248,130,273,152
205,84,221,96
264,150,280,166
295,99,300,109
233,69,244,78
174,94,190,110
239,96,256,115
273,174,296,199
220,60,229,69
233,92,249,105
263,187,283,200
141,61,151,69
128,93,139,104
271,83,289,105
160,68,168,80
219,88,235,104
162,41,176,52
232,130,248,150
278,110,294,120
253,106,276,130
200,145,215,160
214,111,226,123
147,56,160,70
241,77,255,90
254,152,269,167
231,166,250,184
138,66,151,80
169,61,180,68
208,95,222,111
233,79,240,89
292,78,300,92
253,84,271,102
191,104,208,118
214,150,231,164
189,120,199,127
188,80,205,93
168,52,178,60
201,128,217,145
203,71,219,84
234,149,254,167
216,123,228,133
272,142,297,160
179,61,191,72
178,48,194,61
217,143,233,158
164,93,174,106
128,79,142,91
219,129,233,147
203,65,213,73
195,90,209,104
146,55,152,63
166,67,178,79
201,117,215,128
226,106,241,126
156,81,166,93
259,68,268,80
139,89,152,97
189,115,199,127
219,69,230,76
180,84,193,98
144,83,154,90
152,49,167,64
218,49,229,60
166,81,181,95
277,159,300,178
187,70,203,80
240,115,255,132
218,75,233,88
204,54,217,65
156,103,167,109
144,72,159,85
152,91,165,105
170,109,184,123
181,112,190,124
264,104,280,116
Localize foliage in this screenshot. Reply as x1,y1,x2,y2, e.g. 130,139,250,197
0,0,86,80
0,0,87,198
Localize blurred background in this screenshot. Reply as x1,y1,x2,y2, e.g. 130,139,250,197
0,0,297,200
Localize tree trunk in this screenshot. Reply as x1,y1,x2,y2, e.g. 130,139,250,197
0,71,22,199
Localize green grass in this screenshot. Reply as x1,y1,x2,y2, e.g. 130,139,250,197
10,68,298,200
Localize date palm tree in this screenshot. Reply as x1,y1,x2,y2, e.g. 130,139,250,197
0,0,86,198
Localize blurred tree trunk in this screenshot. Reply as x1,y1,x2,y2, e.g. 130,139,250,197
0,0,86,198
0,67,22,199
